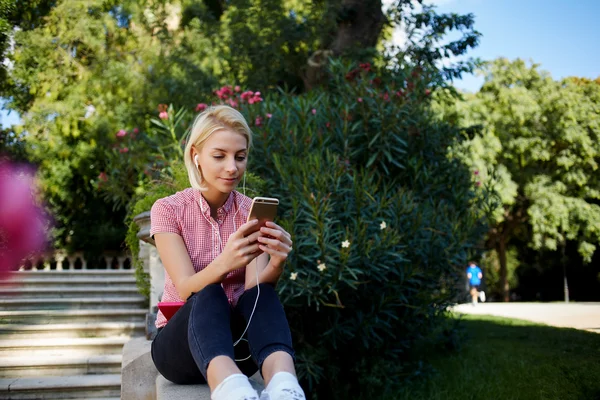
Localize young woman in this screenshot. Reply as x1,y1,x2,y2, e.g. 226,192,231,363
150,105,305,400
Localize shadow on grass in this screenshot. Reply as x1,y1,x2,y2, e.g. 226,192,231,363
395,314,600,400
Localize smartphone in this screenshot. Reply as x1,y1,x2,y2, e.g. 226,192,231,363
246,197,279,233
157,301,185,321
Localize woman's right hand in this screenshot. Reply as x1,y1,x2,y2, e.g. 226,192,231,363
213,219,263,275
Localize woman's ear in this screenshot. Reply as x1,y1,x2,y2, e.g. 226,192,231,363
191,147,199,168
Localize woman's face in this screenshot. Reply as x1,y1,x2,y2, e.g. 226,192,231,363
195,129,248,195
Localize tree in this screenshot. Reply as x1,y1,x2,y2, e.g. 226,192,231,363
2,0,481,257
451,59,600,301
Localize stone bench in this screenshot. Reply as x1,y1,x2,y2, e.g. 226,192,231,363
122,337,265,400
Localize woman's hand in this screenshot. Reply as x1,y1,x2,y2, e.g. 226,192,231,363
257,221,293,269
214,220,263,275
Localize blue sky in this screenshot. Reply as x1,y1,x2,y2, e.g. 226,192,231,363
433,0,600,92
2,0,599,127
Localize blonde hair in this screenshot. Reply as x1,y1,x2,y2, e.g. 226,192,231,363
184,105,253,191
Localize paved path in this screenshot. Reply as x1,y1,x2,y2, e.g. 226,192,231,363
453,302,600,333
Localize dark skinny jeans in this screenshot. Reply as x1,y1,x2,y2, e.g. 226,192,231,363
151,282,295,384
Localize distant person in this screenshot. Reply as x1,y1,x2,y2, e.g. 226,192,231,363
466,261,485,304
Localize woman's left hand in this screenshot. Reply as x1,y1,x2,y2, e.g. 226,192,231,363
257,221,293,269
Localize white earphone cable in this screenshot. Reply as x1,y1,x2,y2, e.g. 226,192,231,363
198,188,260,362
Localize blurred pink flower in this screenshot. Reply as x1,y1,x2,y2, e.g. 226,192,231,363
311,109,317,115
116,129,127,138
159,111,168,120
357,97,363,103
475,181,481,187
241,90,263,104
474,170,479,175
227,98,238,108
240,91,254,101
0,161,49,278
133,128,139,134
196,103,208,112
255,116,263,127
119,147,129,153
215,86,233,100
98,172,108,182
266,113,272,119
234,86,241,92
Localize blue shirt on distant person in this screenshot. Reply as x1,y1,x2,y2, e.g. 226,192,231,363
467,264,482,286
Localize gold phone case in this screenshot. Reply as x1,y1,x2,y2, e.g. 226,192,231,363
247,197,279,224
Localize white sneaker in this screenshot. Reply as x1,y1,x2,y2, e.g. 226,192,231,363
479,291,486,303
260,388,305,400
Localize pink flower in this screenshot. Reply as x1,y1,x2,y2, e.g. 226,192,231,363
0,161,49,277
311,109,317,115
98,172,108,182
266,113,272,119
474,170,479,175
159,111,168,120
116,129,127,138
240,91,254,101
215,86,233,100
119,147,129,153
234,86,241,92
357,97,363,103
246,91,263,104
226,98,238,108
255,116,263,127
133,128,139,134
196,103,208,112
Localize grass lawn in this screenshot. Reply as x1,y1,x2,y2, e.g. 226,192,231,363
396,314,600,400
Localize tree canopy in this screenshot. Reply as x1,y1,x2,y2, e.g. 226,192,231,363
0,0,480,256
450,58,600,300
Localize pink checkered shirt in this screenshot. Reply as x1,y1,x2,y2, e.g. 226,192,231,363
149,188,252,328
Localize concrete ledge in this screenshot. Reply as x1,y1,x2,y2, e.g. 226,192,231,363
121,337,158,400
156,375,210,400
123,337,266,400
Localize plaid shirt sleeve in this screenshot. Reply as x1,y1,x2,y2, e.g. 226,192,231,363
150,198,181,238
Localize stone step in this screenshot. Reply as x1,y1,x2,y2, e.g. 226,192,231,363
0,276,136,289
0,322,145,339
0,287,141,298
0,337,130,357
0,374,121,399
0,309,147,324
0,296,147,311
0,354,122,378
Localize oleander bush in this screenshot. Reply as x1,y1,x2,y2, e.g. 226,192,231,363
117,58,491,398
241,60,492,398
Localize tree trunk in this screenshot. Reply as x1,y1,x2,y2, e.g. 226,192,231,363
304,0,386,90
561,243,569,303
497,237,509,302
